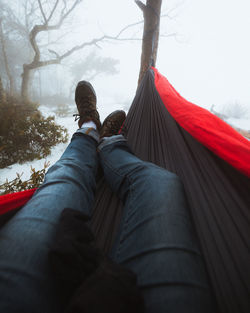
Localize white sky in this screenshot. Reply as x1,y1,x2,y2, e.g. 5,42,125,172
157,0,250,112
66,0,250,117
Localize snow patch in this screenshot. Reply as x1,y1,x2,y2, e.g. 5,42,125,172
0,102,129,184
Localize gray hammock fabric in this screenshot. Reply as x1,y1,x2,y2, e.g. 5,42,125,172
0,68,249,313
90,69,250,313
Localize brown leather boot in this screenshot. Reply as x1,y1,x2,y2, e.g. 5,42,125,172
73,81,101,130
99,110,126,138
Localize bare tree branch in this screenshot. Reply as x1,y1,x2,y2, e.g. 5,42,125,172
20,0,168,99
25,0,83,69
55,27,150,61
55,0,82,28
61,0,67,18
38,0,47,24
28,26,145,74
101,9,177,42
135,0,146,12
160,32,177,38
161,5,182,20
116,20,144,38
48,49,60,58
33,0,82,34
59,36,106,60
26,1,37,31
39,30,72,48
47,0,60,23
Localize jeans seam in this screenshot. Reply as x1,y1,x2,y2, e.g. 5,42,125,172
98,135,126,151
100,155,137,262
115,186,133,261
100,154,126,178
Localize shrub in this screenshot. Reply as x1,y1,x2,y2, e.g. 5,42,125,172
0,94,68,168
0,162,49,195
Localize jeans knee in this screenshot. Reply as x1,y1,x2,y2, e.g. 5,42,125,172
141,164,182,196
130,164,188,219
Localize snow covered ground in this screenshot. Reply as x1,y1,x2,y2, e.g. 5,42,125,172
0,99,129,185
0,102,249,185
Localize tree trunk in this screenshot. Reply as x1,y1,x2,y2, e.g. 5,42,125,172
0,19,15,96
0,76,6,103
136,0,162,85
21,65,31,101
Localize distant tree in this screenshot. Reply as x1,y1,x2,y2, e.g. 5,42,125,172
0,0,175,101
1,0,96,100
0,19,14,95
210,103,250,139
0,0,137,101
0,0,34,95
0,76,6,103
19,0,142,101
223,102,249,119
69,52,119,97
20,0,83,100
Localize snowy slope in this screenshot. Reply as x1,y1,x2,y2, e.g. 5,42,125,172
0,100,128,184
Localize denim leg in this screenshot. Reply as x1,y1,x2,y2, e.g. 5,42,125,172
99,137,216,313
0,130,98,313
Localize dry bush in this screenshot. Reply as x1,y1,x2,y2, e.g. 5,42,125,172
0,93,68,168
0,162,50,195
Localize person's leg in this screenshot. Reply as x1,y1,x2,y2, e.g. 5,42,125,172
0,78,103,313
0,128,99,313
99,136,216,313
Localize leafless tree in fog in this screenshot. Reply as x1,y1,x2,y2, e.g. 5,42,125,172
0,0,36,96
21,0,83,100
69,52,119,97
0,0,177,101
20,0,149,100
0,18,14,95
0,0,137,100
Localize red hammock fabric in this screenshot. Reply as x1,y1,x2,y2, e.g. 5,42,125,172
153,67,250,177
0,189,36,216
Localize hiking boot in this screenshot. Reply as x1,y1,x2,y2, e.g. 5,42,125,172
73,81,101,130
100,110,126,138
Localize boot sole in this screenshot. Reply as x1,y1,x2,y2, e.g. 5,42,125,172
75,81,97,103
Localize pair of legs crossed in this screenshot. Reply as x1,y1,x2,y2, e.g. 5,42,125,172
0,128,215,313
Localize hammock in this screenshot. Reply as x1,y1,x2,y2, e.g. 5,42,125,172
0,68,249,313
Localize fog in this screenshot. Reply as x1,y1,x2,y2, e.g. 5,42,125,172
1,0,250,118
85,0,250,116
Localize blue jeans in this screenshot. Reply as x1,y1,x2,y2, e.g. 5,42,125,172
0,130,215,313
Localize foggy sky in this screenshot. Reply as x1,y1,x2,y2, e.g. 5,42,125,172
7,0,250,117
73,0,250,116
